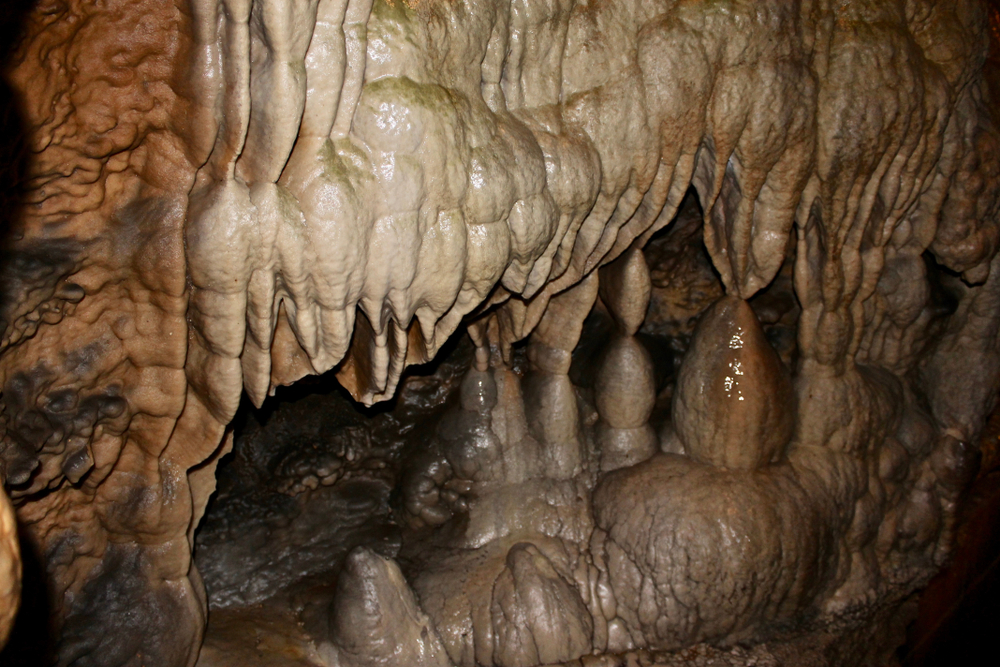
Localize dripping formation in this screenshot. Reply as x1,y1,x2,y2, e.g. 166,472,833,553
0,0,998,665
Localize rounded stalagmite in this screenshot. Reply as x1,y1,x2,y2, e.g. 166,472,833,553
673,295,794,470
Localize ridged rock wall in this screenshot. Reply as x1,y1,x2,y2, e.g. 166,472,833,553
0,1,996,665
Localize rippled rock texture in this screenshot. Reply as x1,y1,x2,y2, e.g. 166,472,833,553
1,0,1000,665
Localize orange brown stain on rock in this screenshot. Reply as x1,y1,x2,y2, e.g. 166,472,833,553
4,0,197,239
0,0,206,635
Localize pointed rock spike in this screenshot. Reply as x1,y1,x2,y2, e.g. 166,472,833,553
331,547,453,667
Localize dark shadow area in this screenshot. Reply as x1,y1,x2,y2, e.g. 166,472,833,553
0,1,31,224
899,404,1000,667
193,332,474,611
0,1,58,665
898,10,1000,656
1,524,54,666
202,328,470,523
900,24,1000,655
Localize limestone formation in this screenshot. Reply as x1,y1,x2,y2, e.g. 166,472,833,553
594,247,658,471
0,1,997,666
672,294,794,469
0,485,19,648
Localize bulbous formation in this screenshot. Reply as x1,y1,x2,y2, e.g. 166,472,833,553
673,295,794,469
0,0,997,665
0,484,20,647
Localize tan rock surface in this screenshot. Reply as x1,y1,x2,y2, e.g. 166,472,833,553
0,1,997,666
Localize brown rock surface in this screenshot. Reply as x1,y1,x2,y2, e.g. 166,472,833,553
0,1,997,666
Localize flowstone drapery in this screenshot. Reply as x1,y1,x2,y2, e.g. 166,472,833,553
1,1,999,665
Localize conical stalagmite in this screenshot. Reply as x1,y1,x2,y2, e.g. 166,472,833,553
330,547,453,667
490,543,593,667
673,295,794,469
594,247,658,472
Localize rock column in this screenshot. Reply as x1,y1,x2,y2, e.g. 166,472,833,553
523,273,600,479
594,247,658,472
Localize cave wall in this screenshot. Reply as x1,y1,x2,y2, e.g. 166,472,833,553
0,1,998,666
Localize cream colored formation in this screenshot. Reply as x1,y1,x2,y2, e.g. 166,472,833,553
0,486,19,648
181,0,998,423
0,0,998,665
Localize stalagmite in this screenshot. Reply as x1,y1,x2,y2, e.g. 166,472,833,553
523,273,599,480
0,1,997,666
330,548,453,667
672,295,795,469
489,543,593,667
594,247,658,472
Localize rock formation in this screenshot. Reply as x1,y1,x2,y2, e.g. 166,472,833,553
0,0,998,665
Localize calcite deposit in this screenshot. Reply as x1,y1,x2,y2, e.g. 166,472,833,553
0,0,999,666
